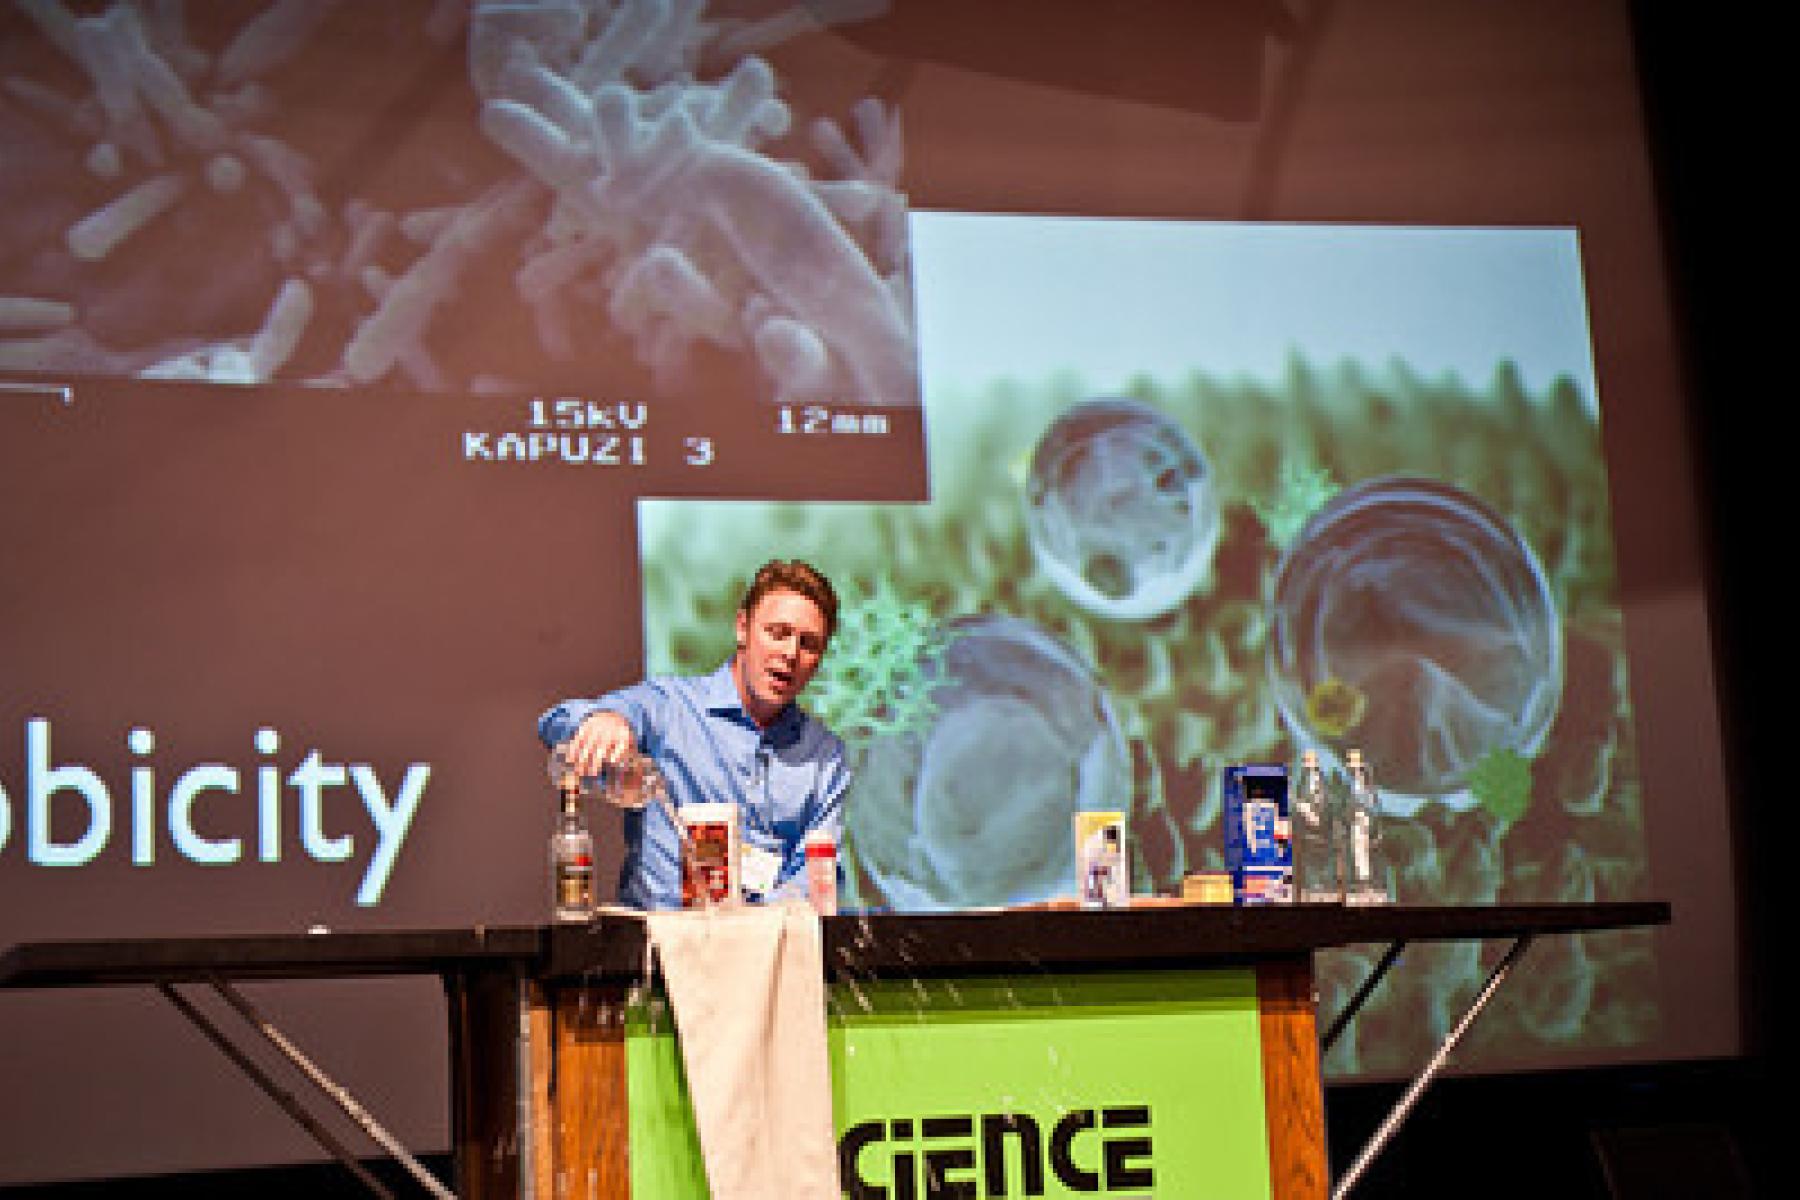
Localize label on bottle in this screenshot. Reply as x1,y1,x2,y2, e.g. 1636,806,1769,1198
557,861,592,902
555,856,594,920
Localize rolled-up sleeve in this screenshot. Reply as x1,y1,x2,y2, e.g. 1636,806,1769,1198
537,680,667,749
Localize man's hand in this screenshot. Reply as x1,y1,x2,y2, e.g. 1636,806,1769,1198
564,710,637,778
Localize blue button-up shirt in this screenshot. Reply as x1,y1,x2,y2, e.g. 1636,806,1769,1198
538,660,850,910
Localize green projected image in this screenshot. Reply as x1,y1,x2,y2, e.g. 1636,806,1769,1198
637,213,1654,1075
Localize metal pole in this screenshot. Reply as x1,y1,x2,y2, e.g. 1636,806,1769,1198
159,984,396,1200
209,978,458,1200
1332,934,1535,1200
1323,939,1407,1054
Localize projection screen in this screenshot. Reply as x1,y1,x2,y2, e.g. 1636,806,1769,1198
0,0,1740,1184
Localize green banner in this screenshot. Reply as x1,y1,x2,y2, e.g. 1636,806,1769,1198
627,968,1274,1199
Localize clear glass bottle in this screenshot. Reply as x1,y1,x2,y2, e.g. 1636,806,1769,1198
1293,748,1342,903
1344,748,1393,905
550,776,595,922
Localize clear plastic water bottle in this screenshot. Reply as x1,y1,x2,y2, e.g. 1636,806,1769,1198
549,775,595,922
1294,749,1342,903
1344,749,1393,905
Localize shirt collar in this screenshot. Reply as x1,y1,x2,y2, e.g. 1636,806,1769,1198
702,658,805,740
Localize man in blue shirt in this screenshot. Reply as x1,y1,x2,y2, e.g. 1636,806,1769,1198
538,560,850,909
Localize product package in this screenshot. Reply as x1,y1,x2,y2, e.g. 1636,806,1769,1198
680,802,740,907
1180,870,1233,905
1074,810,1129,908
1222,764,1292,905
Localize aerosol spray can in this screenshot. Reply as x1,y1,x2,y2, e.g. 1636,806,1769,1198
805,830,839,916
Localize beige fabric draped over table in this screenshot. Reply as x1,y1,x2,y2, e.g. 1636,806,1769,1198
643,903,840,1200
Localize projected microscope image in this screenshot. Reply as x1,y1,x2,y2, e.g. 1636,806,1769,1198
0,0,917,407
635,214,1654,1076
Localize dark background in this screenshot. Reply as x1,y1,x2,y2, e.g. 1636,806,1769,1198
1330,5,1781,1195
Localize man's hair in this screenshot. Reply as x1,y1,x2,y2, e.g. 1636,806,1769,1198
741,559,839,641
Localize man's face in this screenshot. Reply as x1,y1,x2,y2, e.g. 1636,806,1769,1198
733,587,830,726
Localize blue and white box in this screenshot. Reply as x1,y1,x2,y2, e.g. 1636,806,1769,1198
1222,764,1293,905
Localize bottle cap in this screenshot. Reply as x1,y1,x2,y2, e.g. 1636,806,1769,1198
804,831,837,858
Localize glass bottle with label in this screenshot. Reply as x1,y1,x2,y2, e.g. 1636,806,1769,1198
550,774,595,922
1343,749,1393,905
1293,748,1342,902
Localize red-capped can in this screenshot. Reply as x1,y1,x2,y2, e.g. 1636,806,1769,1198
804,831,838,917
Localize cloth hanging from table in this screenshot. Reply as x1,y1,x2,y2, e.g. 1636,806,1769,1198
644,902,840,1200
